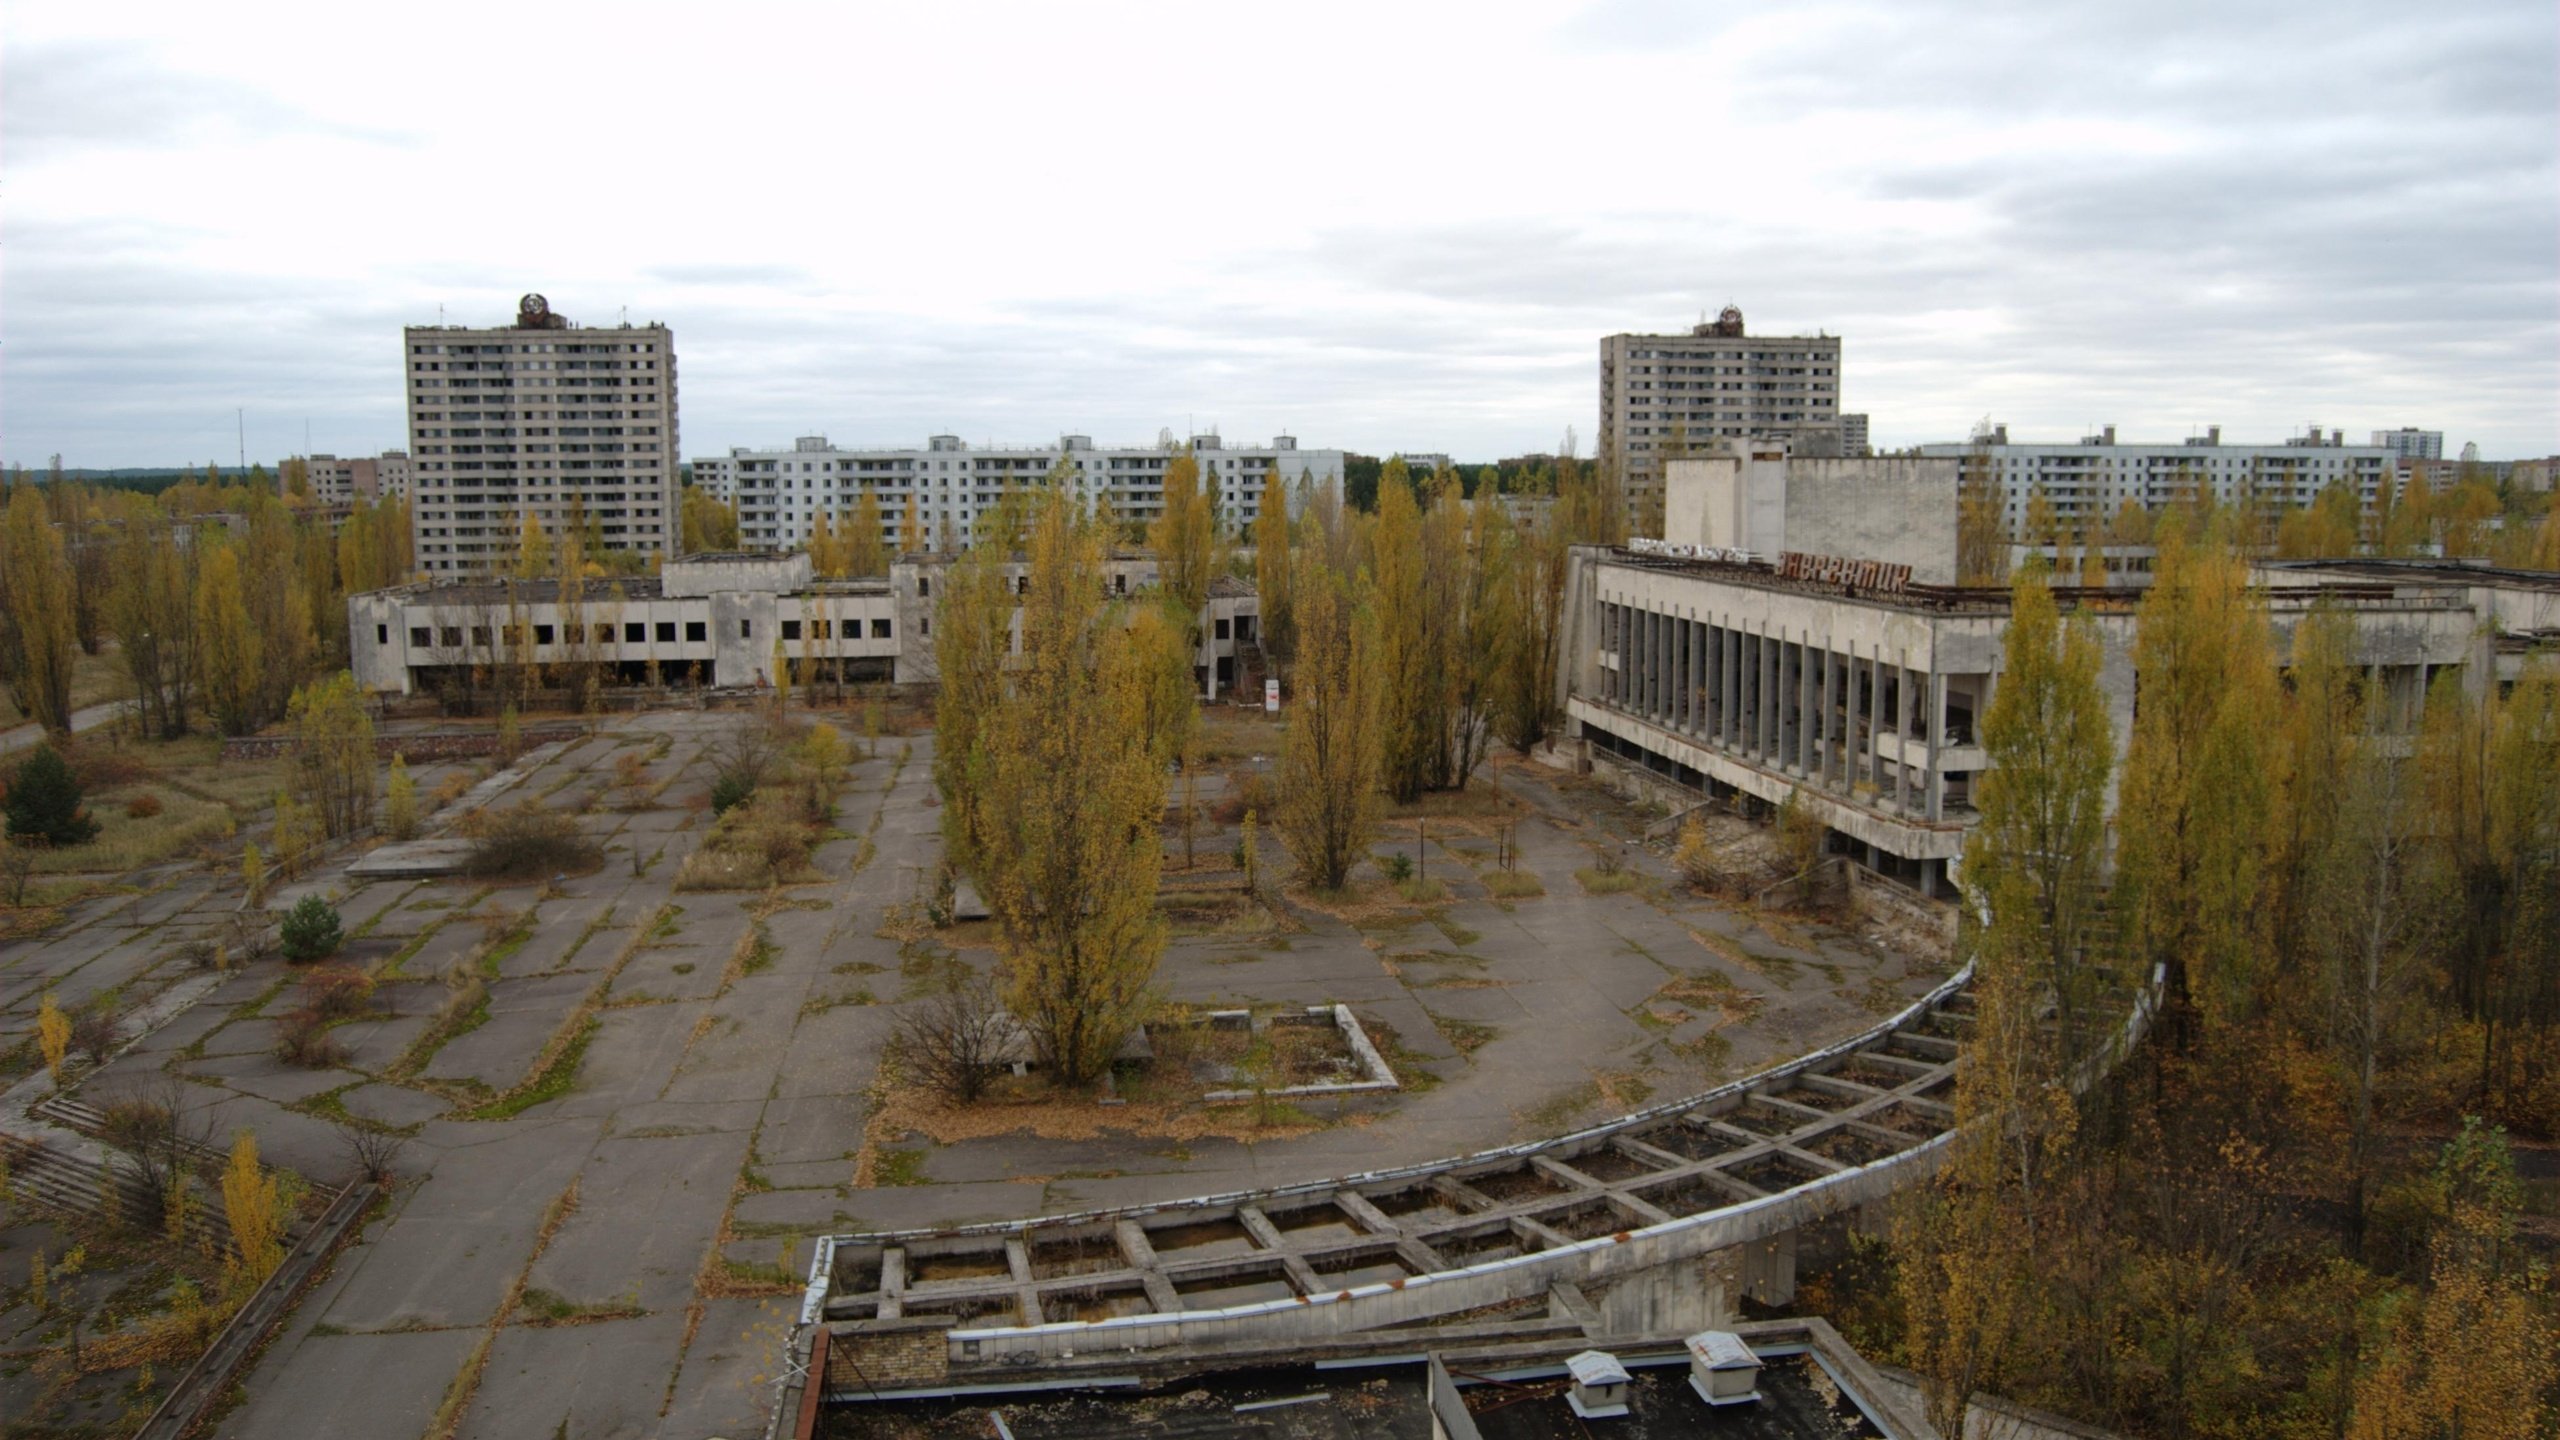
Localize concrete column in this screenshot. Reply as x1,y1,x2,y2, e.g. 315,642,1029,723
1816,645,1834,787
1756,627,1774,759
1797,641,1816,775
1926,671,1946,822
1869,654,1888,798
1686,618,1704,736
1657,611,1673,722
1633,608,1648,716
1602,604,1618,705
1659,611,1675,724
1740,1229,1797,1307
1722,623,1739,747
1686,616,1701,733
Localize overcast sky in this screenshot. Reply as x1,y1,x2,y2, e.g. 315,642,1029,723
5,0,2554,469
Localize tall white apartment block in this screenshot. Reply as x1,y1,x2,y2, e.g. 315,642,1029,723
1917,425,2394,534
2370,427,2444,461
404,294,679,573
1598,307,1842,507
1840,413,1871,456
691,432,1344,552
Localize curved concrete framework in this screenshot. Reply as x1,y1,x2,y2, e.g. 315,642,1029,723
801,966,2010,1364
783,963,2163,1432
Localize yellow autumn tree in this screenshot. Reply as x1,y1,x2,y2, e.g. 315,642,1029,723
846,490,889,576
1371,463,1435,802
1276,554,1381,890
1149,450,1217,617
194,542,264,736
1253,468,1294,680
221,1130,286,1293
2115,513,2280,1037
38,992,70,1083
3,485,80,733
979,492,1166,1084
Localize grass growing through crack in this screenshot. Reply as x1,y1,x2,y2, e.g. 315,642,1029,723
1429,1013,1498,1058
467,1016,597,1120
871,1149,929,1186
515,1287,644,1327
424,1177,580,1439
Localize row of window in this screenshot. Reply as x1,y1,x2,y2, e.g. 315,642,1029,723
411,342,660,355
395,616,896,649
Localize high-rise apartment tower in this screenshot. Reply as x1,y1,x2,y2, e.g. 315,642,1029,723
1598,306,1841,510
404,294,679,573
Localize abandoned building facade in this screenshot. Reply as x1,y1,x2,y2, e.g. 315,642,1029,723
1551,440,2553,896
345,550,1262,702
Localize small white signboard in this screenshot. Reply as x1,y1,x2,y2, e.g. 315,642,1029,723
1264,678,1280,713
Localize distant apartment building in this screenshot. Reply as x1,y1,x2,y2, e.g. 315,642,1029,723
1598,307,1843,509
691,432,1343,552
403,294,679,573
1840,413,1870,456
2371,427,2444,461
1915,424,2394,534
287,451,412,505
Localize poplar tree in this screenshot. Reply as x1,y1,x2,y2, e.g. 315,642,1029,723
2114,516,2279,1037
1445,485,1507,789
982,493,1165,1084
194,544,264,736
899,492,923,555
1492,507,1564,753
931,545,1013,878
287,671,377,838
1277,556,1381,890
847,491,889,576
1372,463,1434,802
1123,600,1199,772
807,511,849,579
1253,469,1294,680
1150,451,1216,615
1970,561,2115,1078
1418,473,1467,787
2,486,78,733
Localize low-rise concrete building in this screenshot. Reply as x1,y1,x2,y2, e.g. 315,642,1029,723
348,551,1260,701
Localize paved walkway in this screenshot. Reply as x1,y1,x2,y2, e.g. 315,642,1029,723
1,714,1938,1439
0,697,134,757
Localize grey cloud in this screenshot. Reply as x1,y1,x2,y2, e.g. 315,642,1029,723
645,263,821,288
2,41,413,159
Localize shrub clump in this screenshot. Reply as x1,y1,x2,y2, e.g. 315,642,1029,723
675,786,819,891
462,803,602,882
275,1010,349,1068
5,745,98,847
125,792,165,820
300,963,375,1020
280,895,344,963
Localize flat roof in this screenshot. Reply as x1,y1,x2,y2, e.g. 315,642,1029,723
824,1363,1432,1439
1468,1354,1885,1440
819,1351,1889,1440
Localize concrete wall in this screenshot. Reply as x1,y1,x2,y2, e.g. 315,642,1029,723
1663,451,1961,586
663,552,812,597
1782,457,1960,585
